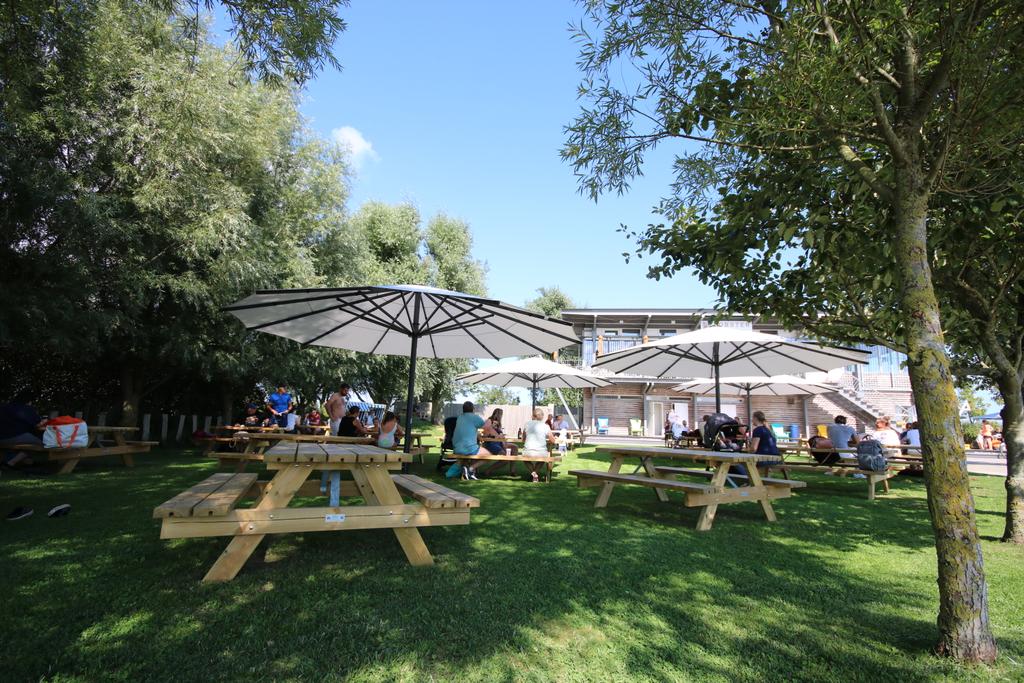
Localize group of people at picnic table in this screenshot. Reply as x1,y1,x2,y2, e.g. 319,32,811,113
450,401,572,481
229,382,407,449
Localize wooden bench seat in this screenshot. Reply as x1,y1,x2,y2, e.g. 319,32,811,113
392,474,481,509
653,466,807,489
453,453,562,482
569,469,715,495
764,462,897,500
452,454,561,462
153,473,258,518
570,468,799,510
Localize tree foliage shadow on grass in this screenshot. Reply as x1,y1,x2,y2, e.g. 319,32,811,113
0,449,1021,682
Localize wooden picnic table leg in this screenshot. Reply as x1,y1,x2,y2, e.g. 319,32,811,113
695,462,733,531
57,458,80,475
594,455,625,508
640,456,670,503
111,431,135,467
357,464,434,567
202,464,309,583
744,463,777,523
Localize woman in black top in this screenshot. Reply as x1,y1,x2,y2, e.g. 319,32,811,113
337,406,370,437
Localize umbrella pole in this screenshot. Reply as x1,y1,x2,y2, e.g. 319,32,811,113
713,342,721,413
404,296,422,455
746,387,752,427
404,339,418,454
532,378,537,411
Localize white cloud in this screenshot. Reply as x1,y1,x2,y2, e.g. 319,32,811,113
331,126,379,169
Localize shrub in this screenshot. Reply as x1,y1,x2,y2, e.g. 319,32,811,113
961,421,980,446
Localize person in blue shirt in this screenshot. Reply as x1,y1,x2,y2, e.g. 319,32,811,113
452,401,486,480
745,410,780,477
266,385,294,429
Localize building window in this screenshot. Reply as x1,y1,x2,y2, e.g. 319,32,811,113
659,329,676,336
621,328,642,336
602,329,619,336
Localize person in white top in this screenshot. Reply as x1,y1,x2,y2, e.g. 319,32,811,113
522,408,557,481
902,421,921,447
869,416,902,454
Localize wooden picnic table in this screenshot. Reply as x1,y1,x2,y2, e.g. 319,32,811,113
570,445,800,531
156,443,479,582
205,431,427,470
15,425,156,474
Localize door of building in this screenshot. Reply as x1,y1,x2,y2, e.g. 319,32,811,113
651,402,664,436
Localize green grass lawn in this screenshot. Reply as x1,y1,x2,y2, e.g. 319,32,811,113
2,438,1022,682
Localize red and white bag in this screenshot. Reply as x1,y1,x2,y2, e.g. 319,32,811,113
43,416,89,449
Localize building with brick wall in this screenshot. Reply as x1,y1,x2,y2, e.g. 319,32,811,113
559,309,915,438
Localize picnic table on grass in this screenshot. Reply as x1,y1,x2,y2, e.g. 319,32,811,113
204,431,428,470
16,425,157,474
570,445,803,531
452,452,563,482
155,443,478,582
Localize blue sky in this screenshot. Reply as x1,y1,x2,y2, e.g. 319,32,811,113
298,1,717,310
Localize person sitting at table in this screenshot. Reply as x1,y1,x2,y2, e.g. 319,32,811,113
746,410,780,476
0,396,45,468
305,408,324,427
482,408,518,456
453,401,487,480
522,407,558,481
337,405,370,437
266,385,294,429
669,418,687,447
240,403,264,428
902,421,921,447
376,411,405,449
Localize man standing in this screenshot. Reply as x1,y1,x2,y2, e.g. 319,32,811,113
325,383,352,436
266,385,294,429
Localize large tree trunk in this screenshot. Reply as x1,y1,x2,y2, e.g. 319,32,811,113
994,374,1024,543
119,366,142,428
894,184,997,662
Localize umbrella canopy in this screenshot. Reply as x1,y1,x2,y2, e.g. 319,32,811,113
224,285,579,451
671,375,840,396
594,325,868,412
672,375,840,426
456,356,613,409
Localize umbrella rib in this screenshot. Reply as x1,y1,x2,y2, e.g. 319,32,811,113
428,319,489,336
431,293,578,345
239,289,397,331
223,287,385,312
396,294,417,335
424,293,527,357
425,293,501,358
298,291,408,346
246,301,350,331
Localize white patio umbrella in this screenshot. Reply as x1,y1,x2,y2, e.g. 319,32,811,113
224,285,579,451
672,374,840,426
456,356,613,409
594,325,868,413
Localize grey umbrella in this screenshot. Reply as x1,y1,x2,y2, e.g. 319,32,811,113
595,325,868,413
456,356,613,409
224,284,579,451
